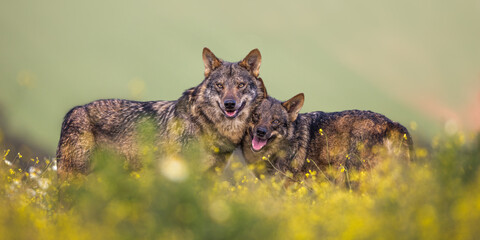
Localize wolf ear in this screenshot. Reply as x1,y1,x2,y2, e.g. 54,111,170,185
257,77,268,98
282,93,304,122
203,47,222,77
240,49,262,78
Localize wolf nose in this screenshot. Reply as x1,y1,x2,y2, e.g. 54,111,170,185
256,127,267,138
224,100,236,110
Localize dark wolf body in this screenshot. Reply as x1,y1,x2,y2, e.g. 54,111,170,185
57,48,265,179
242,93,414,177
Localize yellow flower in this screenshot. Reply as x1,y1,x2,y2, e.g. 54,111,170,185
3,149,10,160
340,165,346,173
306,159,311,163
403,133,408,140
318,129,324,136
9,169,15,175
130,172,140,179
18,153,22,159
305,173,310,178
211,146,220,153
262,156,267,161
346,154,350,160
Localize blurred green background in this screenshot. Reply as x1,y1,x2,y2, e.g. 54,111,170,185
1,0,479,156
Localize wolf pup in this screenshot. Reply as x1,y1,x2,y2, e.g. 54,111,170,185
57,48,265,179
242,92,414,177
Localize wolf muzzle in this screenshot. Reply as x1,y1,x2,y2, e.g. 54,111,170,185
218,100,246,118
251,126,271,152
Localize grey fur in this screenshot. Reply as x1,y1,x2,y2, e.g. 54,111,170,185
56,48,265,179
242,94,415,177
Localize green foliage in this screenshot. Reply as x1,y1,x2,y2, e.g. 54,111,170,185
1,133,480,239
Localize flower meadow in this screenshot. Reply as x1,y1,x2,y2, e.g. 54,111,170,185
1,132,480,240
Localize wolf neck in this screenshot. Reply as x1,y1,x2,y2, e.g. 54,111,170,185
281,113,312,171
175,88,195,114
197,108,247,145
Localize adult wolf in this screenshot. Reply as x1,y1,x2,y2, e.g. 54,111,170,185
57,48,265,179
242,92,414,178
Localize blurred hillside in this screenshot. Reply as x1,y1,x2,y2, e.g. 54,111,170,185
1,0,479,155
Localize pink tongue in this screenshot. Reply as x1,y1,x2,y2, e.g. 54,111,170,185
252,136,267,151
226,110,237,117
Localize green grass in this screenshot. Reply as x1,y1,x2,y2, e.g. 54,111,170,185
1,132,479,239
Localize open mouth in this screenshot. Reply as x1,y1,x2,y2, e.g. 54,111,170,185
250,128,274,152
252,135,268,151
225,110,237,117
219,101,246,119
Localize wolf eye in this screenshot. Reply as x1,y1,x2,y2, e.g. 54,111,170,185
272,119,280,125
216,83,223,89
237,83,245,88
252,113,259,122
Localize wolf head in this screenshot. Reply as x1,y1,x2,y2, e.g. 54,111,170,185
192,48,266,144
243,93,304,160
